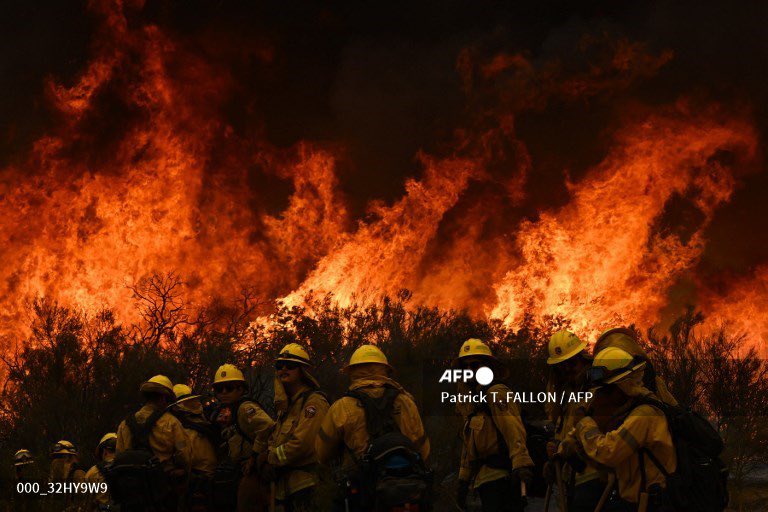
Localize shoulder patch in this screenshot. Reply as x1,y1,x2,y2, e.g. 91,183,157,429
245,406,257,417
305,405,318,418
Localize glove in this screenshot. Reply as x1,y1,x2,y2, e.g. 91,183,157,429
456,479,470,510
559,436,579,459
546,439,559,459
558,435,587,472
512,466,534,488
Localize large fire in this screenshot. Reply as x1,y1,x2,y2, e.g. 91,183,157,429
0,1,764,353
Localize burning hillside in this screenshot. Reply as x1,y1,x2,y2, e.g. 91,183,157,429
0,0,765,352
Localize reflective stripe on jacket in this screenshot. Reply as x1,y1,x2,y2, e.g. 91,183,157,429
576,403,676,503
268,385,329,499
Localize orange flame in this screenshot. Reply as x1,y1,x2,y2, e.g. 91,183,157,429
0,0,764,356
0,0,345,344
490,102,757,340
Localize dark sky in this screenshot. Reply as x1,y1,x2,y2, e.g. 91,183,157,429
1,0,767,277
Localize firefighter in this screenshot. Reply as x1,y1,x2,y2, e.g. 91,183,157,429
454,338,534,512
544,330,605,512
316,344,430,511
84,432,117,510
170,384,218,511
49,440,86,510
12,449,37,511
49,440,86,483
258,343,329,512
13,449,35,482
573,346,677,511
209,363,274,512
116,374,190,464
593,328,677,407
115,375,190,511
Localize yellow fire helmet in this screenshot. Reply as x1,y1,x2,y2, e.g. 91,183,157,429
213,363,246,385
589,346,647,385
14,449,34,466
594,327,648,360
456,338,494,360
172,383,201,403
50,440,78,457
344,344,392,371
276,343,312,366
139,375,175,399
547,330,587,365
95,433,117,457
452,338,508,379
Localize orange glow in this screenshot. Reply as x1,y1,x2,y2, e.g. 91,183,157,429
1,0,765,356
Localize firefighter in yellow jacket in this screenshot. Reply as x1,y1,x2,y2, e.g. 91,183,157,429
170,384,217,511
210,363,274,512
573,346,677,511
258,343,329,512
455,338,534,512
593,328,677,407
12,449,38,512
13,449,36,482
49,440,86,510
84,432,117,509
544,330,604,512
49,440,86,483
316,344,430,510
116,375,190,469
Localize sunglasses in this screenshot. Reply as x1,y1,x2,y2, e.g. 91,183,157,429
461,360,485,371
275,360,301,371
213,383,240,394
587,366,608,383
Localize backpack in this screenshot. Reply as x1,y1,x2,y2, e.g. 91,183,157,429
468,405,550,498
346,386,433,510
634,397,728,512
178,414,220,448
211,398,266,445
104,409,172,509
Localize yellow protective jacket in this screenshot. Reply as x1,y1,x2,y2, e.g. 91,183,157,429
84,457,112,506
316,373,429,470
575,399,677,503
116,404,190,469
49,459,86,482
267,384,329,499
546,376,602,486
182,419,218,476
221,400,274,463
170,402,218,475
459,383,534,489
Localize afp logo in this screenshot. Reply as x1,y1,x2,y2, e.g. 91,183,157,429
439,366,494,385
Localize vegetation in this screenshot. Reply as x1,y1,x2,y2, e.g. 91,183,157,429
1,274,766,510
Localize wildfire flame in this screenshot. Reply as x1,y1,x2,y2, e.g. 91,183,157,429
1,0,764,354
